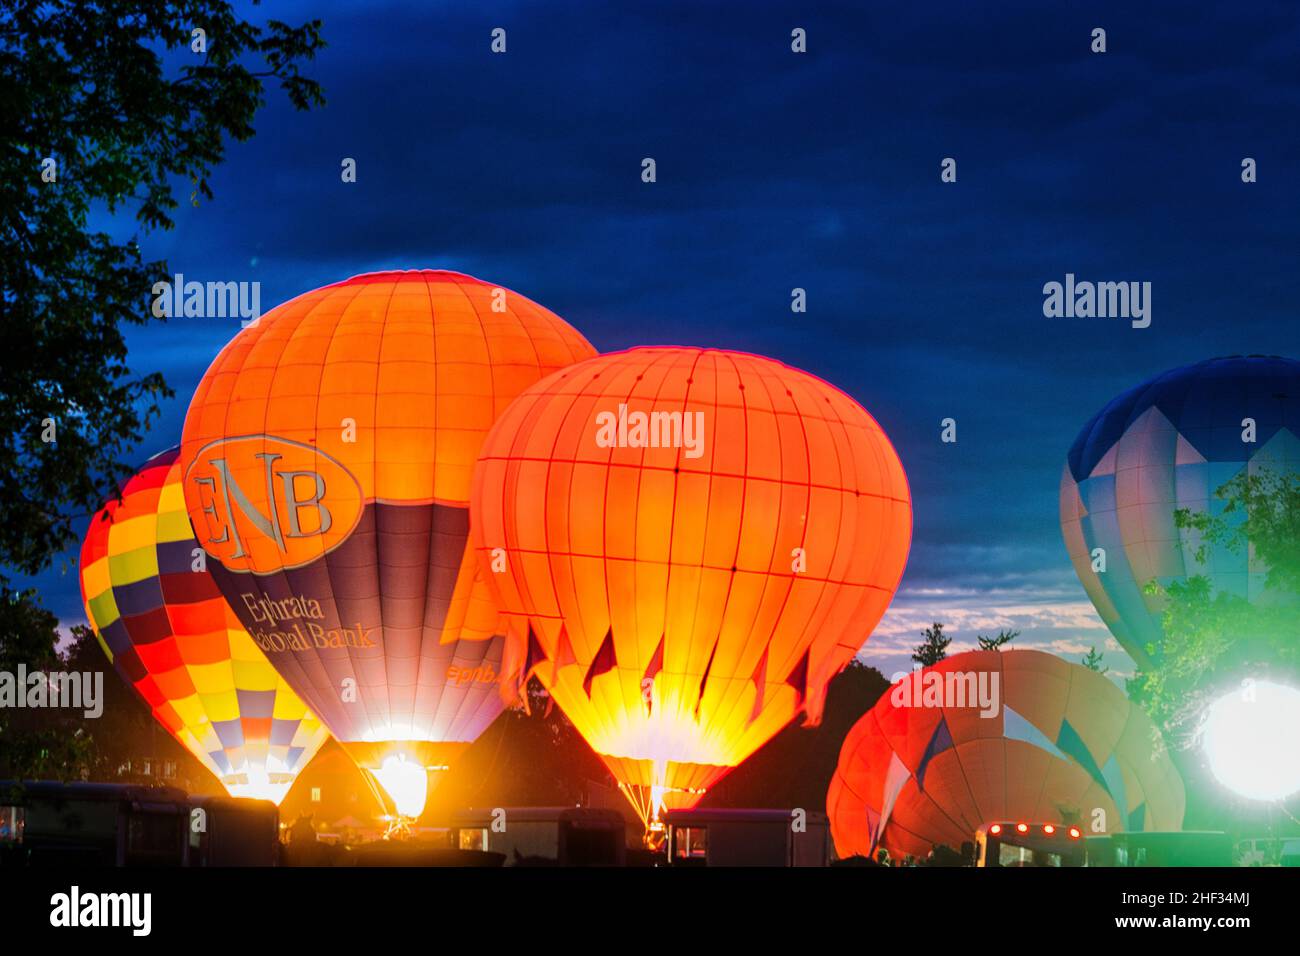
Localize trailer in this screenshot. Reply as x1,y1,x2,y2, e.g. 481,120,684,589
0,780,190,866
188,794,281,866
0,781,282,867
664,808,830,866
448,807,627,866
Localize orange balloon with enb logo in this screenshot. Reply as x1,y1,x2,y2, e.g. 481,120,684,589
179,270,596,821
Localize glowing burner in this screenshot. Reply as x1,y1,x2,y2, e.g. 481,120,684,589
370,754,429,821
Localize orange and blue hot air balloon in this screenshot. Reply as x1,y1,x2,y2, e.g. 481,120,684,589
470,346,912,836
79,447,329,804
826,650,1185,862
1060,355,1300,668
178,270,597,819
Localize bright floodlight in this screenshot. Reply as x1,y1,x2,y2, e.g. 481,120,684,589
1203,681,1300,801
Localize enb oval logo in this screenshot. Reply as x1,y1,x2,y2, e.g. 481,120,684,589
186,435,364,573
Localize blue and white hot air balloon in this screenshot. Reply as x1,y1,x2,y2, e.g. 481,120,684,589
1060,355,1300,668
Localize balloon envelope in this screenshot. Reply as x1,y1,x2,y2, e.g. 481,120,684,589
178,270,596,815
1060,355,1300,666
471,346,912,827
826,649,1185,862
80,448,329,803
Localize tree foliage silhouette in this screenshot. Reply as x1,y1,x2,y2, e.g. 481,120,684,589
1,0,325,581
977,629,1018,652
1081,645,1108,674
912,622,950,667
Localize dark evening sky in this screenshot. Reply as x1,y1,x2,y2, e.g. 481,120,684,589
26,0,1300,678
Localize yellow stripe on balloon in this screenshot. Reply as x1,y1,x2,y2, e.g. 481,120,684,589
188,660,235,695
108,512,161,559
107,546,159,587
227,630,267,662
201,690,240,723
81,555,113,606
85,588,120,631
169,694,208,729
155,508,195,546
273,691,312,720
229,658,278,692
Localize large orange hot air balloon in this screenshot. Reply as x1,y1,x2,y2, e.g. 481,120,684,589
80,448,329,804
471,346,912,836
178,270,596,820
826,649,1185,862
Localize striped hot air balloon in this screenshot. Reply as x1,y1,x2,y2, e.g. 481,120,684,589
1060,355,1300,668
79,448,328,804
178,270,596,820
826,650,1185,862
471,346,912,836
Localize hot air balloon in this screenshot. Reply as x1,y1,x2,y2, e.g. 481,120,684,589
470,346,912,839
178,270,596,822
1060,355,1300,667
826,649,1185,862
79,448,329,804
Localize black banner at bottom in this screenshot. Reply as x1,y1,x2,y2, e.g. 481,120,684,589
0,864,1279,944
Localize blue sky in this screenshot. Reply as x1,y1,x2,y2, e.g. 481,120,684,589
28,0,1300,679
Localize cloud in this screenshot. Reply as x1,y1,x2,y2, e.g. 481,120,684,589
858,577,1134,678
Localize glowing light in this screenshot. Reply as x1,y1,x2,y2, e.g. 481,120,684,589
371,754,429,820
650,787,668,823
1043,824,1055,835
223,755,294,804
1016,823,1028,834
593,710,734,770
989,824,1002,835
1203,681,1300,801
225,777,292,805
1068,827,1081,839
